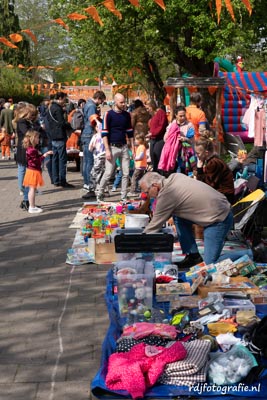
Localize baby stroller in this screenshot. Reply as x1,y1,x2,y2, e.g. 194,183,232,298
91,152,106,193
229,188,266,246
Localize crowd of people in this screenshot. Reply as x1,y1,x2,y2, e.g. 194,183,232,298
1,90,244,265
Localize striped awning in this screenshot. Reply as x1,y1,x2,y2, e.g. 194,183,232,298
220,72,267,97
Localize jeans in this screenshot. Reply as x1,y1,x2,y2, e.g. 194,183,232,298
17,163,29,201
174,211,234,264
51,140,67,185
113,169,134,189
82,138,94,187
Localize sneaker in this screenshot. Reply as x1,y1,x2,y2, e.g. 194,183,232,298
1,157,5,160
28,206,43,214
19,190,24,196
82,191,96,200
111,187,117,192
128,192,139,197
175,253,203,270
96,193,105,202
83,184,90,191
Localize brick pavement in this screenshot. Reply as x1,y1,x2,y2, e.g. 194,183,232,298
0,159,113,400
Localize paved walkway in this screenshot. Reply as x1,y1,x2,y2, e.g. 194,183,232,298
0,158,113,399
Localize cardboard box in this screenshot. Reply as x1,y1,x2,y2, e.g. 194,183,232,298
197,276,260,298
156,275,203,299
95,242,117,264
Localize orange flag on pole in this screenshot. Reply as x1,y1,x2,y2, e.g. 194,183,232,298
84,6,104,26
21,29,37,43
9,33,23,43
53,18,69,31
0,37,18,49
103,0,122,19
224,0,235,21
128,0,140,7
241,0,252,15
67,13,87,21
153,0,166,10
215,0,222,23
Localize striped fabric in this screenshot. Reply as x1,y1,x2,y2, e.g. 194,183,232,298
159,339,211,386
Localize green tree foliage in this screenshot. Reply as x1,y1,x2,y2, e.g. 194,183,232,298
48,0,265,103
0,0,31,66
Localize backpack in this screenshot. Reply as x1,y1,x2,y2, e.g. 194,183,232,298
70,109,84,131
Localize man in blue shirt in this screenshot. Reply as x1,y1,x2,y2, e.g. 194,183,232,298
81,90,106,192
97,93,134,202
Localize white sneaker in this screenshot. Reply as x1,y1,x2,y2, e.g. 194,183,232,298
96,193,105,202
111,187,117,192
28,206,43,214
19,190,24,196
83,184,89,191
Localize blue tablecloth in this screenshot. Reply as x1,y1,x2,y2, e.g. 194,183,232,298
91,269,267,399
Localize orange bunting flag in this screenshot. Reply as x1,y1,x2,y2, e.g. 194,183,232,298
18,64,25,68
73,67,80,74
215,0,222,23
224,0,235,21
31,84,35,95
9,33,23,43
241,0,252,15
153,0,166,11
0,37,18,49
53,18,69,31
21,29,37,43
103,0,122,20
27,66,35,71
128,0,140,7
67,13,87,21
84,6,104,26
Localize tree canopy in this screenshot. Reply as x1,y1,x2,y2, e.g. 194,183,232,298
0,0,31,66
47,0,266,101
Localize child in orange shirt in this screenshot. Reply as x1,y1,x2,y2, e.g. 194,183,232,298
0,127,11,160
129,133,148,196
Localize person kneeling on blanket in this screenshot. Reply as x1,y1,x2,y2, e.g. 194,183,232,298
140,172,233,269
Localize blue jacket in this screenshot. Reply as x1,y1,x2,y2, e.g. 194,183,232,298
82,99,97,140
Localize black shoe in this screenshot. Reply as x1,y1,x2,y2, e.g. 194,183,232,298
20,200,29,211
82,191,96,200
60,182,75,188
175,253,203,269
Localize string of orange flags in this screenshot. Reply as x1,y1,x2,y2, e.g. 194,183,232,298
0,0,166,50
23,81,136,97
2,64,143,80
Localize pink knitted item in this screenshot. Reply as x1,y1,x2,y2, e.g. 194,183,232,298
106,341,187,399
121,322,177,340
